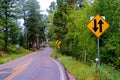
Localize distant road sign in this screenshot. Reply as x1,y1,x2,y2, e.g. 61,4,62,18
87,14,110,38
56,40,61,48
16,44,20,49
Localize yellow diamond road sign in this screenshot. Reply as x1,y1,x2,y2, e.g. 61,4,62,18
56,40,61,48
87,14,110,38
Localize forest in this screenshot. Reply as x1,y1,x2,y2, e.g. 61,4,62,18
47,0,120,69
0,0,120,69
0,0,46,53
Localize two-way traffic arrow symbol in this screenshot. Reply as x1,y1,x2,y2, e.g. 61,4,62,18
98,20,104,32
92,19,104,32
93,19,98,32
87,14,110,38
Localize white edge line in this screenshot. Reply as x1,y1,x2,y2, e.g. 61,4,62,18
51,58,65,80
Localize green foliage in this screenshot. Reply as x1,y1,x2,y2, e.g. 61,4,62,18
0,0,21,52
47,1,56,14
23,0,45,49
0,45,30,64
7,45,29,54
50,49,58,58
48,0,120,69
47,9,58,41
18,33,26,47
0,26,4,50
93,0,120,69
0,0,46,52
9,22,21,44
52,51,120,80
49,0,97,62
64,3,97,61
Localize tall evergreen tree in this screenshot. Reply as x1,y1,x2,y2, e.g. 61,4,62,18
0,0,20,52
0,21,4,50
25,0,42,50
17,0,28,48
47,1,56,14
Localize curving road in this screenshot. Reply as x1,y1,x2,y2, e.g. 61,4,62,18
0,47,74,80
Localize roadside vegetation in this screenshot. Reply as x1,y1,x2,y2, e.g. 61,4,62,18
0,0,47,53
51,50,120,80
0,0,47,64
47,0,120,70
47,1,120,79
0,45,30,64
0,0,120,79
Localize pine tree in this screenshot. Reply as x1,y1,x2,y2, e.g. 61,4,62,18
0,0,20,52
24,0,42,50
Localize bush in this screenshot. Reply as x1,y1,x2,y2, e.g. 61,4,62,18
0,45,30,64
8,45,30,54
51,51,120,80
7,45,16,53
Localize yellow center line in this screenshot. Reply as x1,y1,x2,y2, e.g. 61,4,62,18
5,59,32,80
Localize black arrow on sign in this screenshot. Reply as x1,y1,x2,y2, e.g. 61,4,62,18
98,20,104,32
56,40,59,45
93,19,98,32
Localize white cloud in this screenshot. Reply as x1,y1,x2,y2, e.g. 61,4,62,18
37,0,56,15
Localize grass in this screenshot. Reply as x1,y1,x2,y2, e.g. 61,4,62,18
51,50,120,80
0,46,30,64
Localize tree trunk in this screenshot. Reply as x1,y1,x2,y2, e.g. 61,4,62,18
84,50,87,63
4,7,8,53
4,28,8,52
23,16,28,49
32,41,34,51
36,34,40,49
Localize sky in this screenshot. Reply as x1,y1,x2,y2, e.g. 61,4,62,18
37,0,56,15
19,0,56,28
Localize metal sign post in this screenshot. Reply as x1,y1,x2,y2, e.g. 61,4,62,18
87,14,110,75
87,14,110,61
98,38,100,62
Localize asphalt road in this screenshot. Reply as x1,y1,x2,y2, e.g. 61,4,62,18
0,47,74,80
